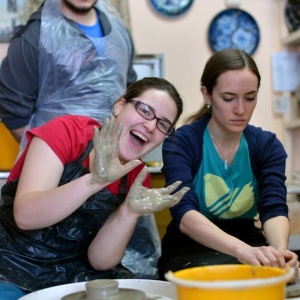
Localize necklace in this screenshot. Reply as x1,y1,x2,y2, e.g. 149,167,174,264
209,128,241,170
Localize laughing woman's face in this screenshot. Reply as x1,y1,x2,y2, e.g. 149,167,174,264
113,89,177,163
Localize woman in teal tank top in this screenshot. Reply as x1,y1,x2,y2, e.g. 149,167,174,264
158,49,299,282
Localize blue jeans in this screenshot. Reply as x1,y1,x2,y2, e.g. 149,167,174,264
0,281,28,300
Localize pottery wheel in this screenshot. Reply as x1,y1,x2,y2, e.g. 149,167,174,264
286,276,300,298
61,279,147,300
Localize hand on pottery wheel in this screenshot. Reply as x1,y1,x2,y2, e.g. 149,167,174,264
91,117,141,184
126,166,190,215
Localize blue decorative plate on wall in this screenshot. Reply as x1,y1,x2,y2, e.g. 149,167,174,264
208,8,260,55
149,0,194,18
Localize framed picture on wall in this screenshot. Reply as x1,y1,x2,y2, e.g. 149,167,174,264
133,54,164,80
0,0,41,42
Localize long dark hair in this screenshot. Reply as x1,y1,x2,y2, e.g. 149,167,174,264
185,49,261,124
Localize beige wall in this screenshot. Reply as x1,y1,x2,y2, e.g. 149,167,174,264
0,0,287,140
128,0,285,141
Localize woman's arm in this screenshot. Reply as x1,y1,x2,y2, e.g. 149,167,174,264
88,167,189,270
254,132,299,276
263,216,299,275
14,137,108,230
180,210,297,270
88,203,139,270
263,216,290,249
14,117,142,230
180,210,254,259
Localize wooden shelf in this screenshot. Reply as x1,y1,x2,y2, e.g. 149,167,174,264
282,29,300,46
284,118,300,129
151,173,170,239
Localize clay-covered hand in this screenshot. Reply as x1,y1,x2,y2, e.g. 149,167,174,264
126,166,190,215
91,116,141,184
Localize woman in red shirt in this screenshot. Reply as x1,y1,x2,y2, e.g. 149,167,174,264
0,77,189,297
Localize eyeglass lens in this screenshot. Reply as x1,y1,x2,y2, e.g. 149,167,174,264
136,102,173,134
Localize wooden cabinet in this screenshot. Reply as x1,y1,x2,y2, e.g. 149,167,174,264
151,172,171,239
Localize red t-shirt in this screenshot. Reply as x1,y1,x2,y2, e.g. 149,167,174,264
8,115,151,194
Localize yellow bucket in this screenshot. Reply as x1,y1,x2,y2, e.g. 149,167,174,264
0,122,19,171
165,264,294,300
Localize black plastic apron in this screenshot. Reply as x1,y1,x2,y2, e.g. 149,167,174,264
0,140,136,292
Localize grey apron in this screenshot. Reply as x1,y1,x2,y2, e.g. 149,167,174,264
20,0,132,150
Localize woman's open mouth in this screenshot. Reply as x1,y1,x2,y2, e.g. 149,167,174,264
130,130,147,148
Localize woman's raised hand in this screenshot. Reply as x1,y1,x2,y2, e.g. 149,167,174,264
126,167,190,215
91,117,141,184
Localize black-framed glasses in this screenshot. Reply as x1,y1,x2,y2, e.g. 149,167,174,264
128,99,175,135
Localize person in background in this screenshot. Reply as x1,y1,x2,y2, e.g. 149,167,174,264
0,77,189,299
0,0,137,151
157,49,299,281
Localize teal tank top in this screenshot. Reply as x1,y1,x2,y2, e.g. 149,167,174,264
193,128,258,220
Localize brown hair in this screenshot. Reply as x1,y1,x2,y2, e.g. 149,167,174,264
120,77,183,125
185,49,261,124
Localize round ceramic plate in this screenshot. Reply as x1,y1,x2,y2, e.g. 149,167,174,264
148,0,194,18
208,8,260,55
19,279,177,300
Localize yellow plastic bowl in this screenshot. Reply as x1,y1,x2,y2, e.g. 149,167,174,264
165,264,294,300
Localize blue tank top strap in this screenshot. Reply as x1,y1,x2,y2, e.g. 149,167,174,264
193,128,259,220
